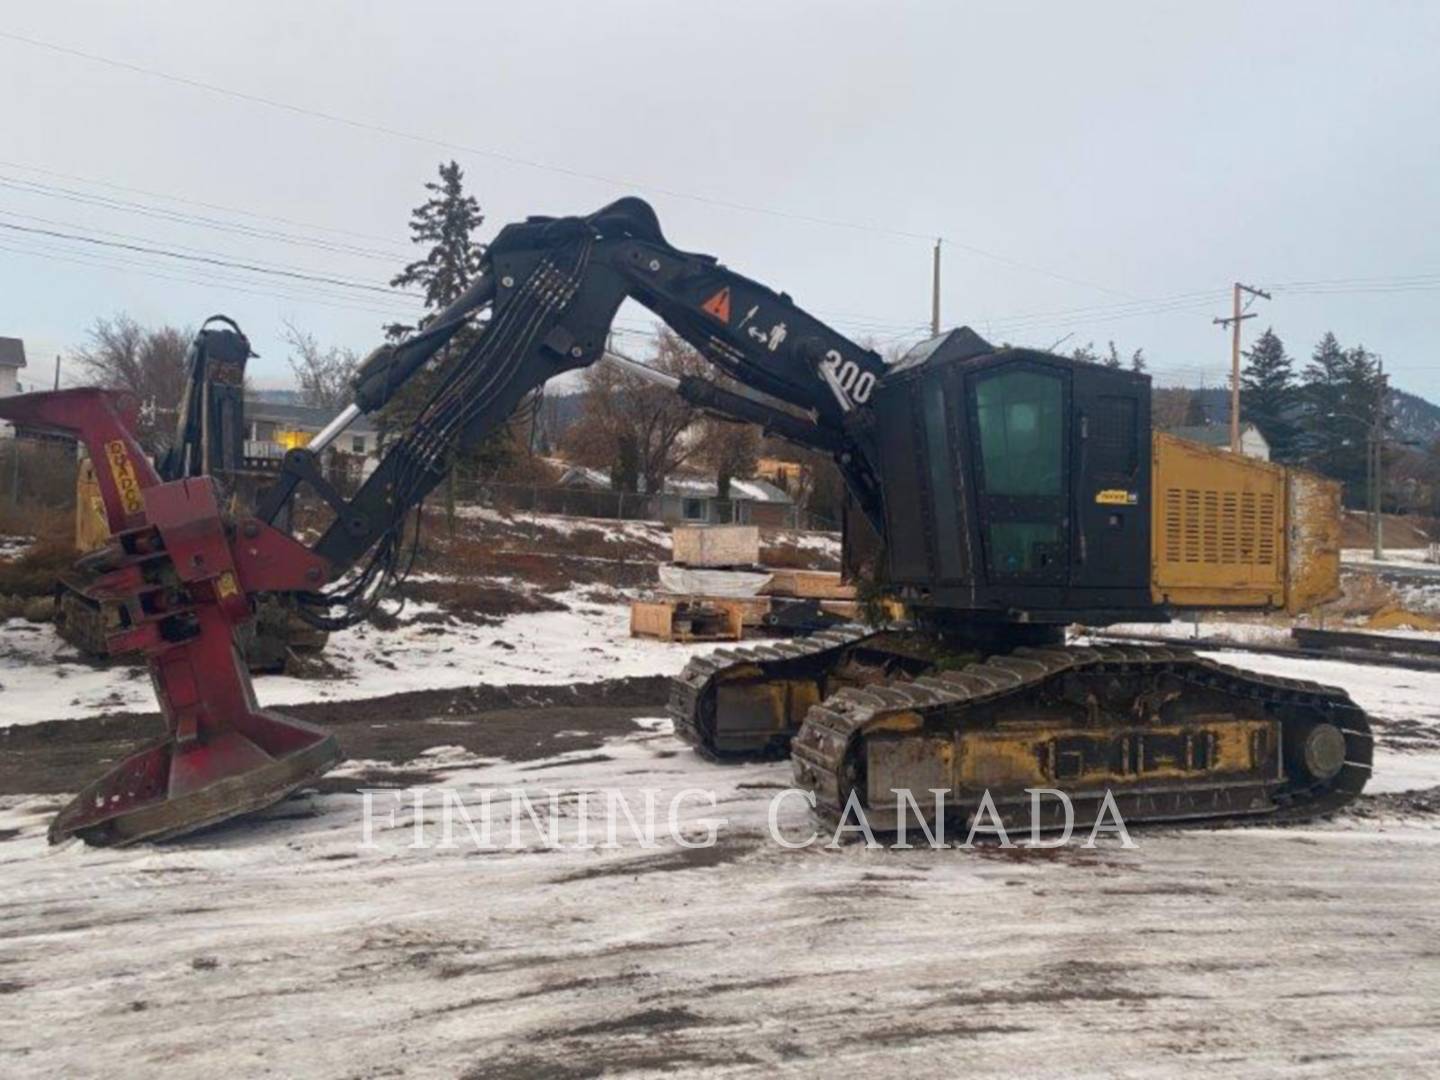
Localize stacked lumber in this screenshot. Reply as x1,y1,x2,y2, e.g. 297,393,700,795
763,568,855,601
632,525,860,640
671,525,760,568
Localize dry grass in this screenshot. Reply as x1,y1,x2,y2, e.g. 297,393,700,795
1340,512,1434,549
0,503,73,547
0,503,77,600
1323,571,1400,618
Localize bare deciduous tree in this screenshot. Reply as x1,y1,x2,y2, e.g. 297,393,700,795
700,418,760,501
562,328,709,494
71,314,190,453
1150,386,1195,430
283,323,360,411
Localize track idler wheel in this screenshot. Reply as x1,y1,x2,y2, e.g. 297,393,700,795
1288,721,1347,784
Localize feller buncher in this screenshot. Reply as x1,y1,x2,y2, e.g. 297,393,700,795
0,198,1369,846
55,317,325,673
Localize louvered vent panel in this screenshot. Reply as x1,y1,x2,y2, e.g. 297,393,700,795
1183,490,1201,563
1240,492,1257,564
1257,493,1277,565
1152,432,1289,603
1202,491,1220,563
1221,492,1239,564
1160,487,1280,568
1164,489,1182,563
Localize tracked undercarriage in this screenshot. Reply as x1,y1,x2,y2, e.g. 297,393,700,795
671,631,1372,832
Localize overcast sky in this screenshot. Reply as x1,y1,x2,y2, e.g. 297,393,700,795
2,1,1437,400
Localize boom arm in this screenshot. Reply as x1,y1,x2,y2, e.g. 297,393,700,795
263,198,891,622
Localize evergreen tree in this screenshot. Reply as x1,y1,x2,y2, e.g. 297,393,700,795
390,160,486,311
1182,390,1209,427
1299,332,1370,502
1071,339,1146,372
1341,343,1386,508
383,161,508,526
1239,328,1296,461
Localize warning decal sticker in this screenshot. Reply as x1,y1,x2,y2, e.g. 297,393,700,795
700,287,732,323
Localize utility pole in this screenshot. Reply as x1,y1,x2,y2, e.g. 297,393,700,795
930,239,942,337
1372,358,1387,560
52,354,60,391
1213,282,1271,453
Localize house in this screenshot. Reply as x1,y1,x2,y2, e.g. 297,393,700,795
0,337,25,397
243,398,381,466
756,456,807,492
1167,423,1270,461
0,337,25,438
557,464,798,526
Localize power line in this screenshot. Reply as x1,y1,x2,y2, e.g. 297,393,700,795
0,173,409,263
0,157,414,250
0,158,957,336
1,199,943,344
0,237,419,321
980,288,1228,333
0,204,419,291
0,216,414,296
0,29,1135,298
1270,272,1440,289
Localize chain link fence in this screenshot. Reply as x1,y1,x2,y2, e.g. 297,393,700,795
0,436,79,516
448,477,838,532
0,434,840,543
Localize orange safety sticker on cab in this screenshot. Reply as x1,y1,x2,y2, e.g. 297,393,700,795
700,287,732,323
104,439,146,515
217,571,240,599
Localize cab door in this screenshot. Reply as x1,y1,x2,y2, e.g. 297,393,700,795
1068,367,1150,591
968,362,1070,585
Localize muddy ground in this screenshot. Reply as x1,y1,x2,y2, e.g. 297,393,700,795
2,686,1439,1079
0,676,672,797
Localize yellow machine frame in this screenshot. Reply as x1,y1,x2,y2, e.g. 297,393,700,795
1150,432,1341,614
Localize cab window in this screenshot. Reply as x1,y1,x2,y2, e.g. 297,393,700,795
974,370,1063,497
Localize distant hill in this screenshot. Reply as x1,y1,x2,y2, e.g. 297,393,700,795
1386,386,1440,446
1180,386,1440,448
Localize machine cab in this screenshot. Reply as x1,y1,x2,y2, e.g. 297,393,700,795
870,329,1154,623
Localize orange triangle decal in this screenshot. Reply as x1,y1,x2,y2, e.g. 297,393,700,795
701,287,731,323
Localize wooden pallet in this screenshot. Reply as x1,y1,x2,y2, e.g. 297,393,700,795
763,569,856,601
630,598,745,642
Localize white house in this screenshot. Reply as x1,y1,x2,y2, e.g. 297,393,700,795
1169,423,1271,461
0,337,26,438
557,463,797,526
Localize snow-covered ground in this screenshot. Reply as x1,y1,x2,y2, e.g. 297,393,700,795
0,591,714,725
0,533,33,559
453,505,674,549
1342,546,1436,568
5,593,1440,1075
9,603,1440,794
775,529,843,558
2,717,1439,1078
